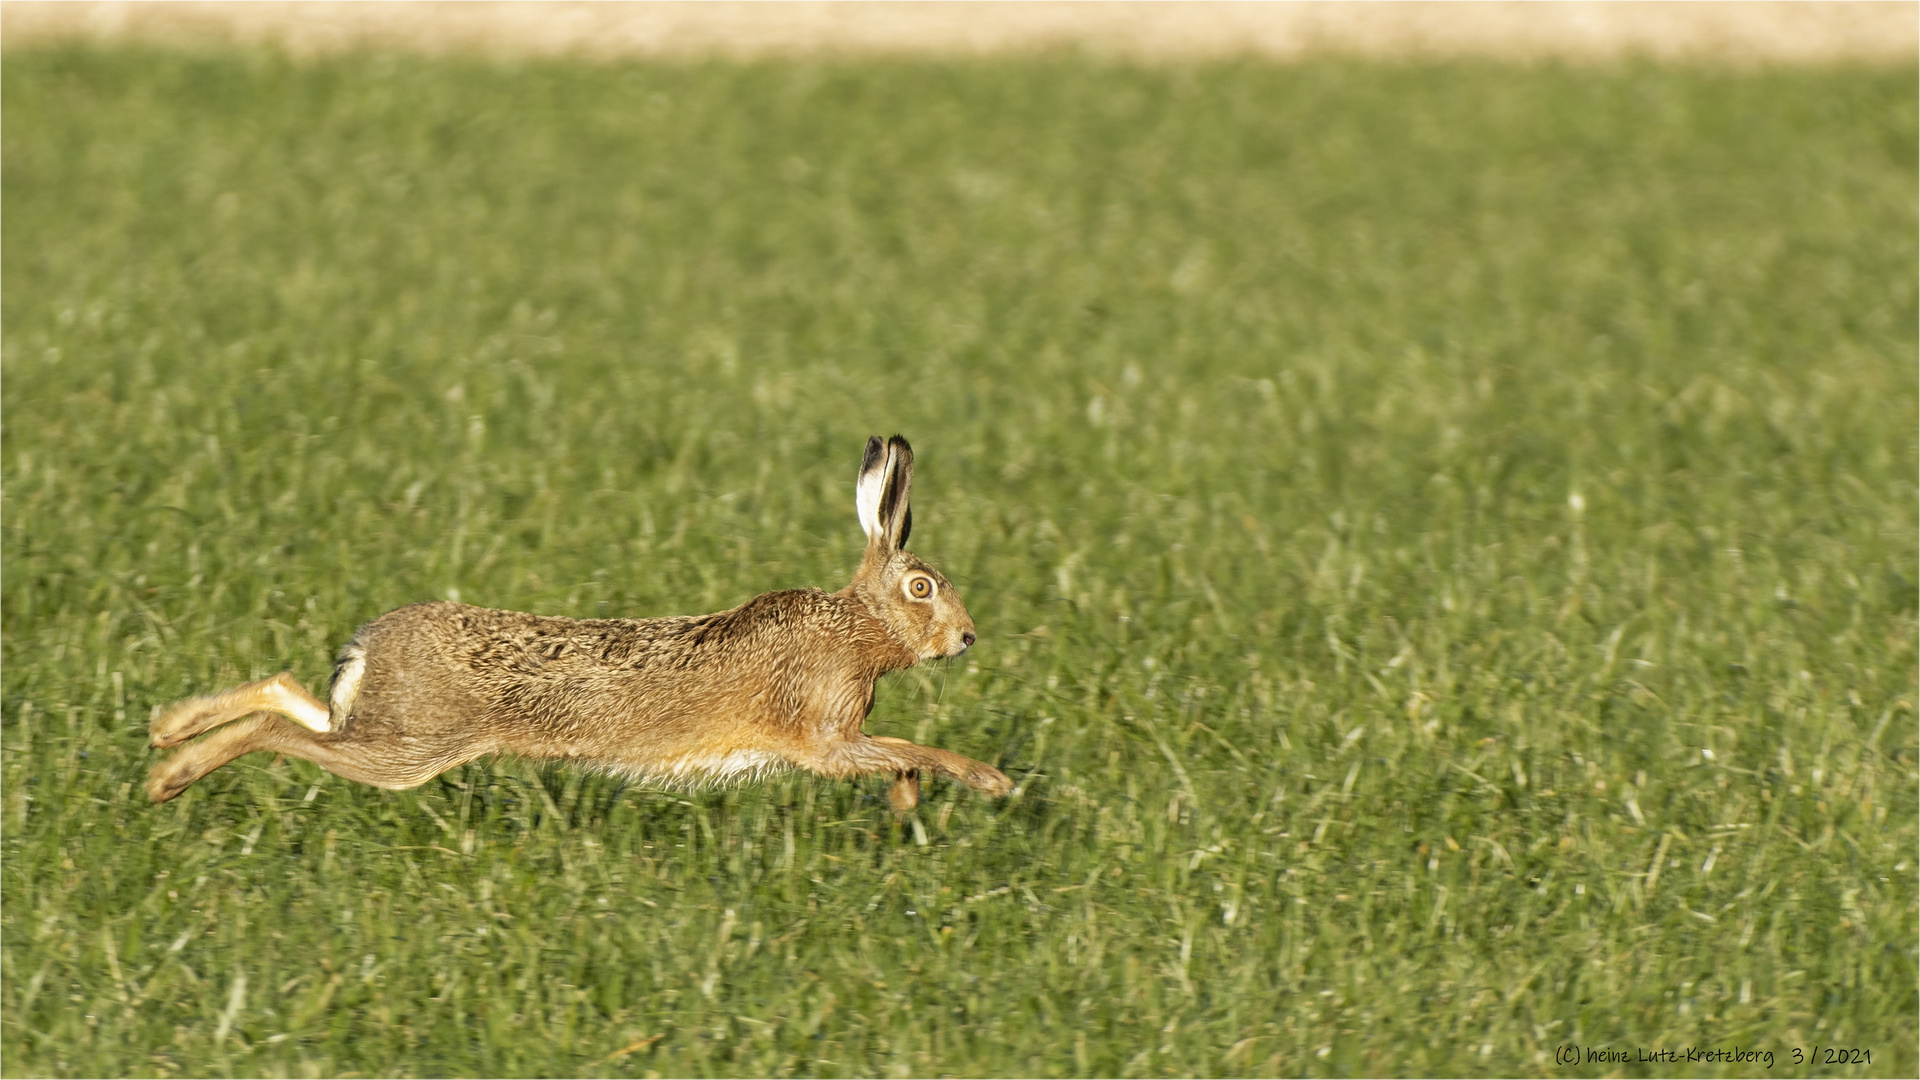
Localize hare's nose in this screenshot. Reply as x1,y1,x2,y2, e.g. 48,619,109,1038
961,631,976,648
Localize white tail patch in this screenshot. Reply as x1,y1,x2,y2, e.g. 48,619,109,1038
326,644,367,731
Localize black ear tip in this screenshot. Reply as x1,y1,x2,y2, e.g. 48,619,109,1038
861,436,885,472
888,434,912,453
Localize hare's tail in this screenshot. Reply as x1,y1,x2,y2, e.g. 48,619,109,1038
327,634,370,728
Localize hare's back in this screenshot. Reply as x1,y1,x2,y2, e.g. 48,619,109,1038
337,602,705,727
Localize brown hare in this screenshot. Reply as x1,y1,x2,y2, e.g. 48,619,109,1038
146,435,1012,812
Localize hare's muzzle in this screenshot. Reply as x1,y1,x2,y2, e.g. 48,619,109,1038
961,631,975,648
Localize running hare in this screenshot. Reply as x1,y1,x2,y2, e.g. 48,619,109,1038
147,435,1011,811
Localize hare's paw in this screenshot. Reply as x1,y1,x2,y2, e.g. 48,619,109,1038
150,697,225,748
966,762,1014,798
146,753,200,802
888,769,922,812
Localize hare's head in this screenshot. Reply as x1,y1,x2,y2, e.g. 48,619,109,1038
847,435,975,660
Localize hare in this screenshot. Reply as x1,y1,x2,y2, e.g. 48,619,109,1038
146,435,1012,812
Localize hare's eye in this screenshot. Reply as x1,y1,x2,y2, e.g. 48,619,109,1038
907,576,934,600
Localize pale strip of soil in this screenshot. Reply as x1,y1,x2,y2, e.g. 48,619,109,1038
2,1,1913,63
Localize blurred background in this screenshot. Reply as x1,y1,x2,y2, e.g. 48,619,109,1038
3,3,1915,1077
7,1,1917,62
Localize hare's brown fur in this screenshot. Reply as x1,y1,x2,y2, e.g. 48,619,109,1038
147,436,1010,810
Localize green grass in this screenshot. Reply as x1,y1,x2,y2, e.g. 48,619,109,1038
2,47,1915,1078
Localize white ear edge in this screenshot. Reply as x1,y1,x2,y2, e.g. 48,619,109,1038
856,441,888,544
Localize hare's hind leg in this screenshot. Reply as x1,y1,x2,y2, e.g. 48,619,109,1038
146,714,479,803
150,672,330,749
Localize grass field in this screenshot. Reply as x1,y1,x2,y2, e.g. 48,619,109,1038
2,48,1915,1078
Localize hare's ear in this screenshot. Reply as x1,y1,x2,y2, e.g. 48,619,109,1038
856,434,914,550
877,435,914,550
856,435,887,544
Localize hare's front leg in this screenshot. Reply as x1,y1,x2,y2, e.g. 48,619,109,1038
869,736,1013,801
802,736,1011,810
